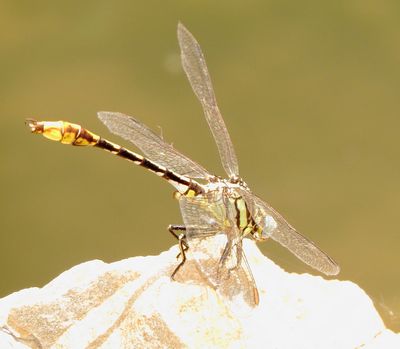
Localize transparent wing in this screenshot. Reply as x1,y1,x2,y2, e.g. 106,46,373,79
238,188,340,276
177,23,239,178
178,190,258,306
98,111,211,179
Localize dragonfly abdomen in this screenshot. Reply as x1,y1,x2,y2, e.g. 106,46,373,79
27,119,203,194
96,138,201,193
26,120,100,146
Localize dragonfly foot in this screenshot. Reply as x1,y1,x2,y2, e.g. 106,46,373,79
168,225,188,280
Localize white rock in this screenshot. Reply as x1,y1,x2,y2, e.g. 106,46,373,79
0,240,399,348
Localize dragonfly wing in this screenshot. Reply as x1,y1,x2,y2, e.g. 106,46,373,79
177,23,239,178
238,188,340,276
178,190,258,306
98,111,210,179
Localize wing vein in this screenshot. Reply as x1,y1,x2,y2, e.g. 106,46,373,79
178,23,239,178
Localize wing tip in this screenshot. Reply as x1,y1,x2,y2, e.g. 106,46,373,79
321,260,340,276
177,21,187,34
177,22,196,46
97,111,110,120
329,264,341,276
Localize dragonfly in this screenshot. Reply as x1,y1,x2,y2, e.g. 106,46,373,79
26,23,339,307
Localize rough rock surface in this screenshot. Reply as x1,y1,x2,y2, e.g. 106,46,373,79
0,240,399,348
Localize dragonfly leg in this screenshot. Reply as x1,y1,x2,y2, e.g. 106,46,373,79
168,225,189,256
168,225,189,279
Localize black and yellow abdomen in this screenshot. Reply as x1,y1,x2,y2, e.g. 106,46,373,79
26,119,100,146
26,119,204,195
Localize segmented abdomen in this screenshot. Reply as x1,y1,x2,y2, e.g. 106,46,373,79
26,120,100,146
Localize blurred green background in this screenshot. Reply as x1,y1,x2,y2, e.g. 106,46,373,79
1,0,399,331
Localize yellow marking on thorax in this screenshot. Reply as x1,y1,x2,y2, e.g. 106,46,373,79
236,198,249,230
234,196,260,238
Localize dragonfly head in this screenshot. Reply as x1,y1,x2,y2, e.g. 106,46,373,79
229,176,250,191
229,175,240,184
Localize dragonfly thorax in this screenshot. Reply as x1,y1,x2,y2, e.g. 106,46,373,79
199,177,265,240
